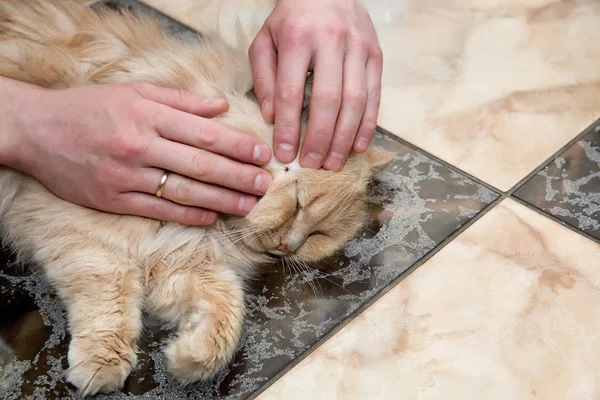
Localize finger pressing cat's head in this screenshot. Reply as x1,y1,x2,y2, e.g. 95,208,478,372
227,146,396,263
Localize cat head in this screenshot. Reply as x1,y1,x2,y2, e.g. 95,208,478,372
225,147,395,263
214,72,396,263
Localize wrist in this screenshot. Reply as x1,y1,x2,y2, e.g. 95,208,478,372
0,77,44,172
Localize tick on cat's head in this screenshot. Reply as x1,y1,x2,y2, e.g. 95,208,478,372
226,147,396,263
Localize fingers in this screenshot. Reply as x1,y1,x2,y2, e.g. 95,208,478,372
116,192,218,226
146,139,273,197
133,83,229,117
272,26,312,163
135,168,258,216
323,44,368,171
249,30,278,123
299,40,345,169
353,45,383,153
152,107,272,166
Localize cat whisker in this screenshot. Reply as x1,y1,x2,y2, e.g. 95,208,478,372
288,257,323,299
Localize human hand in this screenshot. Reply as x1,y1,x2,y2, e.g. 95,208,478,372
13,81,273,225
249,0,383,171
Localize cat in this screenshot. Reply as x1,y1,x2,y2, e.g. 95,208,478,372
0,0,394,396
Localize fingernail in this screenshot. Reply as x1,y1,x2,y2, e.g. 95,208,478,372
261,100,273,122
205,98,228,107
303,152,323,169
200,211,217,225
254,172,273,194
238,196,257,214
253,144,271,164
355,138,369,152
276,143,296,163
324,152,345,171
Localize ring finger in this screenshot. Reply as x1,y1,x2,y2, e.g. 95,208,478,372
146,138,273,196
137,168,258,216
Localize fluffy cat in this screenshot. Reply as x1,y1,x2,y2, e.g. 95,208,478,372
0,0,394,396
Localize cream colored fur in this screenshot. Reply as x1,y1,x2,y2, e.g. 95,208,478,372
0,0,394,396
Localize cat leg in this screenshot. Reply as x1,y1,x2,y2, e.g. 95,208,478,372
45,250,144,396
146,264,245,383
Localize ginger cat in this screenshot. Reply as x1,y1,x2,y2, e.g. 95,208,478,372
0,0,393,396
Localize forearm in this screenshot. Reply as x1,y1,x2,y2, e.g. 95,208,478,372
0,76,37,170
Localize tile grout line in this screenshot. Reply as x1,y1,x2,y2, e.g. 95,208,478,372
506,117,600,195
510,196,600,246
377,127,501,195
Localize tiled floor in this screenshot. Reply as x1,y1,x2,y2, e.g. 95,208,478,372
1,0,599,399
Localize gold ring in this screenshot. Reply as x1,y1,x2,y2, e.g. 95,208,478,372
155,170,169,198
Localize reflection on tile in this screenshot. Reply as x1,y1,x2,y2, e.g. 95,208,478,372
258,199,600,400
139,0,600,190
515,122,600,240
0,133,497,400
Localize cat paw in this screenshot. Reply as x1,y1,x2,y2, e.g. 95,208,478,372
164,324,237,384
66,338,137,397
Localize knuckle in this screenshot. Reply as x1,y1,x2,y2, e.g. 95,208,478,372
107,132,147,160
194,124,218,148
232,167,252,189
313,129,333,141
314,87,341,107
275,123,299,142
362,118,378,135
191,152,212,179
370,45,384,63
369,87,382,107
234,139,251,160
277,84,304,104
351,35,369,52
283,17,311,41
325,21,347,40
176,88,188,102
149,202,168,218
344,87,368,105
174,179,194,203
128,98,152,124
96,164,126,192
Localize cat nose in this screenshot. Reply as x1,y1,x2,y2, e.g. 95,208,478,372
278,231,305,254
277,239,293,254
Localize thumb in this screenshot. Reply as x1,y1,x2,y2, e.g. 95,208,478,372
249,30,277,123
132,83,229,118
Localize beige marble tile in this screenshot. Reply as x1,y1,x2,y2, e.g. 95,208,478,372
257,199,600,400
375,0,600,190
137,0,600,190
137,0,275,52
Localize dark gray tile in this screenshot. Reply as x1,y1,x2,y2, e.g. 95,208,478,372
514,121,600,240
0,2,499,399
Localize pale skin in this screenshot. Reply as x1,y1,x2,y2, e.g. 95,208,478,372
0,0,382,225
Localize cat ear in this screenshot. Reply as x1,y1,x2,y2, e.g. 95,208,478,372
364,146,397,171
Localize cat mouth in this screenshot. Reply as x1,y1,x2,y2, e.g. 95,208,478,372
267,249,288,257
